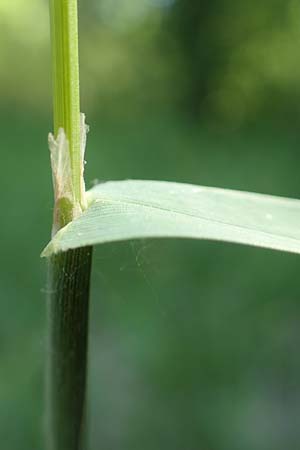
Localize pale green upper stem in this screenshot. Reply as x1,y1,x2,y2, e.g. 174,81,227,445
49,0,82,208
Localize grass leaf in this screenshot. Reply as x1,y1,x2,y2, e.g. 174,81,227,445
42,180,300,256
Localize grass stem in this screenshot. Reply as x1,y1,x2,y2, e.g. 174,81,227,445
46,248,92,450
49,0,82,205
46,1,93,449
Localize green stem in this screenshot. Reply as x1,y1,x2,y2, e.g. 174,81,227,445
49,0,82,205
46,248,93,450
46,1,93,449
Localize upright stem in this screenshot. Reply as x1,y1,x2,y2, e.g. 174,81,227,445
46,248,92,450
50,0,82,203
46,1,92,449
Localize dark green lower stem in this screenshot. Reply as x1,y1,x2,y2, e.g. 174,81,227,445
46,247,93,450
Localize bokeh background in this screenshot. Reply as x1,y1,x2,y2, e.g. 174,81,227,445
1,0,300,449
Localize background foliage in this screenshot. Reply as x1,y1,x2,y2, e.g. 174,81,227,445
1,0,300,448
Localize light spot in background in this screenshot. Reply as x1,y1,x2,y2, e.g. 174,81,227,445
0,0,48,43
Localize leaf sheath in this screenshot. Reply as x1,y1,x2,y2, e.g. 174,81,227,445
46,247,93,450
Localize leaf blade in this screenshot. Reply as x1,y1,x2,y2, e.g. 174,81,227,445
42,180,300,257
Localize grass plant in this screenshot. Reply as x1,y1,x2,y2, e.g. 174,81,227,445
45,1,300,449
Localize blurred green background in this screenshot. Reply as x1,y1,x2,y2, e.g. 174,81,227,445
1,0,300,449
